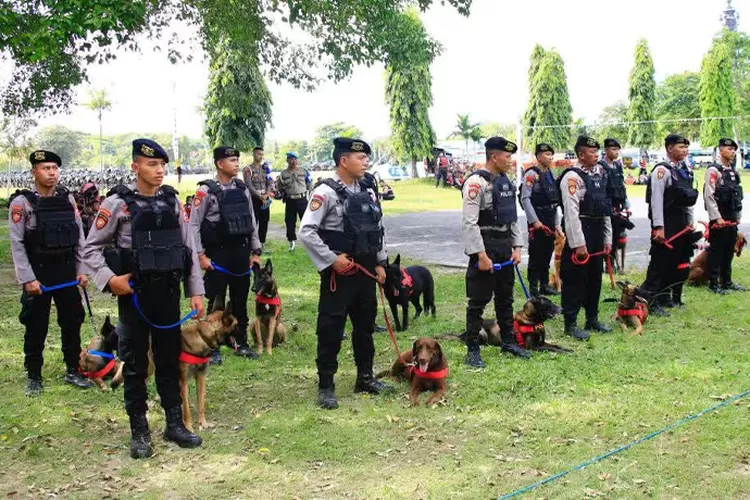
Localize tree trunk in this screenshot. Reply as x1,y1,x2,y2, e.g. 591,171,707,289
99,111,103,173
411,156,419,179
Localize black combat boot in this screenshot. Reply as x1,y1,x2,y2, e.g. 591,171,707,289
539,283,560,296
209,348,223,366
234,344,259,359
724,282,747,292
528,283,540,298
129,414,153,459
709,280,728,295
584,319,612,333
318,386,339,410
64,369,92,389
163,407,202,448
671,285,686,309
564,320,590,341
464,346,486,368
501,343,532,359
25,374,43,397
354,373,394,395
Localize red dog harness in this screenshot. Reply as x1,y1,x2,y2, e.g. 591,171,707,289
81,358,117,379
256,294,282,317
407,365,448,380
394,267,413,297
179,352,210,365
513,320,544,348
617,302,648,324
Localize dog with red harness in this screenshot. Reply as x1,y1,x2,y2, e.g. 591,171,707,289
383,254,436,332
376,337,447,406
613,281,648,336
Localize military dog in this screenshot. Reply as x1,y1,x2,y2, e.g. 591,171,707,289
549,231,566,292
251,260,288,356
79,315,125,392
688,232,747,286
179,297,237,432
613,281,648,336
383,254,436,332
377,337,447,406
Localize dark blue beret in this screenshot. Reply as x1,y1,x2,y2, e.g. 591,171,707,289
333,137,372,155
213,146,240,162
575,135,600,150
485,137,517,154
535,143,554,155
29,150,61,166
664,134,689,148
133,138,169,163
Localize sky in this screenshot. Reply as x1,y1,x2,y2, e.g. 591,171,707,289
32,0,745,144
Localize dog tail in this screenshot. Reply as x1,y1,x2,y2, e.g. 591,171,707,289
375,369,391,379
424,271,436,316
435,332,465,342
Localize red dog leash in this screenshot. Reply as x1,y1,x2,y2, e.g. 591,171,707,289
660,225,693,250
572,251,615,291
81,358,117,379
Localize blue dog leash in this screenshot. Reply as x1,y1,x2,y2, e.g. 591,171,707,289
128,281,197,329
473,260,531,300
40,280,79,293
515,265,531,300
211,261,253,277
87,350,115,360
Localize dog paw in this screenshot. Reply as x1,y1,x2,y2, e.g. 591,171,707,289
198,420,213,431
265,347,273,356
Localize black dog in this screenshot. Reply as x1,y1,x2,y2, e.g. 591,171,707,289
383,254,436,332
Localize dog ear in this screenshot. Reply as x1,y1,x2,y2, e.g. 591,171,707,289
223,301,234,325
616,281,627,290
264,259,273,275
104,315,112,327
211,294,225,314
393,254,401,267
252,261,261,273
434,341,443,363
412,339,419,355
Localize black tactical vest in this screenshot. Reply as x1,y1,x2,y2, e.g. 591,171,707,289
646,162,698,211
198,179,255,248
600,160,627,209
112,185,188,280
712,164,743,221
319,179,384,256
22,187,79,254
558,167,612,217
466,170,518,228
522,166,560,209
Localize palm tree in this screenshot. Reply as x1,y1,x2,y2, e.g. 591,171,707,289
453,113,481,157
86,89,112,173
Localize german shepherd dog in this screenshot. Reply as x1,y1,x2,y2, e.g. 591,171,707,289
79,315,127,391
613,281,648,336
376,337,448,406
179,297,237,432
383,254,436,332
549,231,566,292
251,260,288,356
688,232,747,286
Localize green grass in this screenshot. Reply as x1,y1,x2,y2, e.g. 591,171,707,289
1,230,750,498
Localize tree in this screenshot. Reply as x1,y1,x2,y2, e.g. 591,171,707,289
85,89,113,172
0,115,36,180
718,29,750,139
523,44,546,148
592,101,629,142
35,126,84,167
626,39,656,151
452,114,481,156
385,10,436,178
204,38,273,151
1,1,471,116
700,39,737,148
272,140,309,171
311,123,364,163
478,121,516,140
526,49,573,151
655,72,701,141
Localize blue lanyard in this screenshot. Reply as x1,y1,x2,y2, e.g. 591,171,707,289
40,280,79,293
211,262,253,277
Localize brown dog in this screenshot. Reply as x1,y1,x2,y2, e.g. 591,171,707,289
251,260,288,356
549,231,566,292
179,298,238,432
377,338,447,406
613,281,648,336
688,232,747,286
512,296,571,353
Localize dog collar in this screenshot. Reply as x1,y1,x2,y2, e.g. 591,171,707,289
513,320,543,334
88,350,115,360
617,302,648,323
179,351,210,365
408,365,448,379
81,358,117,379
256,294,282,317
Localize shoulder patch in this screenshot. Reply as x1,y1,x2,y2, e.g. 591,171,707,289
656,168,666,180
309,193,325,211
709,170,718,185
467,183,480,200
11,205,22,224
525,174,537,187
194,190,206,207
95,208,111,230
567,178,577,196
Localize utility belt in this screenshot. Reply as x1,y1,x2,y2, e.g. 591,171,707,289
320,229,382,257
533,204,558,212
286,193,306,200
480,225,511,238
104,247,182,288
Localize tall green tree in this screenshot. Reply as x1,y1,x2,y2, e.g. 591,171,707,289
655,72,701,141
626,39,656,150
0,0,471,116
452,114,481,156
523,44,546,147
699,39,737,148
478,121,516,140
526,49,573,151
718,29,750,139
85,88,113,172
35,125,84,167
204,38,273,151
311,123,364,162
592,101,629,142
0,115,36,175
384,10,436,178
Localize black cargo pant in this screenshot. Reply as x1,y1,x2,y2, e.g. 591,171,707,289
707,222,738,285
435,168,448,188
285,197,307,241
203,245,251,346
21,256,84,377
252,197,270,244
641,210,691,304
527,209,556,290
561,218,605,326
117,282,182,416
465,236,515,349
316,258,377,389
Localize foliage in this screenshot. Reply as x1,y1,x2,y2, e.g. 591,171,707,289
592,101,629,143
270,140,310,171
700,39,737,148
86,88,113,170
385,10,436,178
626,39,656,149
0,114,37,169
522,44,546,147
310,122,363,163
526,49,573,151
34,125,86,168
452,114,481,155
204,38,273,152
718,29,750,139
655,72,701,141
478,121,516,140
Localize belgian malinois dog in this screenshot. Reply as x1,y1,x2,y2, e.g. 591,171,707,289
251,260,288,356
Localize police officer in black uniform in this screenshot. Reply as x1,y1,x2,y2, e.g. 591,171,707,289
299,137,393,409
599,138,633,271
519,143,562,297
640,134,699,315
9,150,91,395
462,137,529,368
83,139,205,458
704,137,745,293
558,136,613,340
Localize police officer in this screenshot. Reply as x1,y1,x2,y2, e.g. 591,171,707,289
520,143,562,297
277,152,312,251
191,147,262,363
599,138,632,271
80,183,100,238
243,146,275,250
10,150,91,396
704,137,745,293
83,139,205,458
559,136,613,340
463,137,528,368
640,134,699,315
299,137,393,409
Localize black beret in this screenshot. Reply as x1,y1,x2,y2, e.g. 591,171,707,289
575,135,600,150
333,137,372,155
213,146,240,162
664,134,690,148
485,136,518,154
604,138,621,149
535,143,554,155
132,138,169,163
29,150,62,166
718,137,738,149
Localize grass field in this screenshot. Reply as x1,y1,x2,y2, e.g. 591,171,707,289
1,216,750,498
